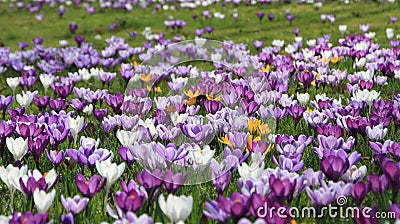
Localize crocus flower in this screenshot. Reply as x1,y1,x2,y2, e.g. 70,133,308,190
253,40,264,51
61,195,89,215
158,194,193,224
96,160,125,192
33,189,56,213
256,12,264,21
16,91,37,108
320,155,350,181
0,164,27,207
218,192,249,221
114,180,148,213
8,212,48,224
19,169,58,199
67,116,85,146
6,77,20,95
69,22,78,34
366,123,387,141
6,136,28,161
163,170,187,194
46,149,66,167
351,181,369,204
75,173,106,199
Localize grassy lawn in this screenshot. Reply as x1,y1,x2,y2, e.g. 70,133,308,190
1,1,400,224
0,1,399,51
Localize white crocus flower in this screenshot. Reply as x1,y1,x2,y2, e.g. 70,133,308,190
189,145,215,166
0,164,27,207
272,39,285,48
138,118,158,139
116,130,142,146
96,160,125,192
338,25,347,35
16,91,37,108
33,189,56,213
170,112,189,126
353,58,366,69
386,28,394,39
39,74,55,94
238,153,265,179
6,77,20,95
83,104,93,115
297,93,310,106
366,123,388,141
365,32,376,39
342,165,367,182
6,137,28,161
306,39,316,47
158,194,193,224
67,116,85,146
351,89,380,106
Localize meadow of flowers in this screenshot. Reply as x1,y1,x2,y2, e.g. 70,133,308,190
0,0,400,224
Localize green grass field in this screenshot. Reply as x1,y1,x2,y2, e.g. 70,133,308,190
1,1,400,224
0,1,399,51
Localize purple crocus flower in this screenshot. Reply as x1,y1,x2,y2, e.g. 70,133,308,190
61,195,89,215
287,103,305,123
0,95,13,114
268,13,274,21
253,40,264,51
241,100,260,116
293,28,300,36
34,96,50,112
114,180,148,213
256,12,264,21
269,175,297,202
297,71,315,89
320,154,350,181
180,123,214,144
74,36,85,47
163,170,187,194
389,17,398,23
46,123,69,149
218,192,250,221
46,149,66,167
28,134,50,163
9,211,48,224
105,93,124,115
17,42,29,50
51,83,74,99
316,123,343,138
351,181,369,204
382,161,400,199
204,100,223,114
204,26,214,33
60,213,74,224
69,22,78,34
367,174,389,193
286,14,294,25
15,122,45,139
118,146,135,167
0,121,13,158
70,99,88,115
33,37,43,45
93,108,108,121
49,99,69,113
136,169,163,197
75,173,106,199
154,143,188,163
